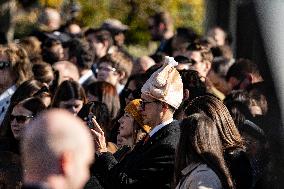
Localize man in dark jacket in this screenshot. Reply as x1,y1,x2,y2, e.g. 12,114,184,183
93,56,183,188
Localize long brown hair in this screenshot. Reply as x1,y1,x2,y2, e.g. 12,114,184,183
86,81,120,120
175,113,234,189
51,80,87,107
185,95,244,150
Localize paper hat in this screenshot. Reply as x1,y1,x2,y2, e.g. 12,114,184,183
141,56,183,109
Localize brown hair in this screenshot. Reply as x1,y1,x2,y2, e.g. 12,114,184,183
51,80,87,108
187,41,214,63
32,62,54,85
86,81,120,120
17,97,46,117
185,95,244,150
19,36,42,63
97,50,133,84
175,113,234,189
0,80,50,137
4,44,34,86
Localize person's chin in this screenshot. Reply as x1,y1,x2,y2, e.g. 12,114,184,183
97,75,106,81
12,131,21,140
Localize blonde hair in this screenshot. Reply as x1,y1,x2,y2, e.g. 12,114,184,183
4,44,33,86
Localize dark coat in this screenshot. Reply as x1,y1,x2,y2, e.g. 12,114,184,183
225,148,253,189
21,183,50,189
94,120,180,189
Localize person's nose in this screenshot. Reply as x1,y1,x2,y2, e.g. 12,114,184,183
118,117,123,124
11,118,17,125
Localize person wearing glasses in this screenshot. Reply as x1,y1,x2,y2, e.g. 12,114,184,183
185,41,226,100
91,56,183,188
0,44,33,125
95,50,133,94
0,97,46,154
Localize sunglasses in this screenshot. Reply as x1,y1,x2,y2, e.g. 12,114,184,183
0,61,10,70
10,115,34,123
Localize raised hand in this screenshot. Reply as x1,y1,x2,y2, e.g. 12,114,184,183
90,118,107,153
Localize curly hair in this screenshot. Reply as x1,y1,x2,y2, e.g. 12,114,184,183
4,43,33,86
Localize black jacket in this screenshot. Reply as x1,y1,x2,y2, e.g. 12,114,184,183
22,183,49,189
94,120,180,189
225,148,253,189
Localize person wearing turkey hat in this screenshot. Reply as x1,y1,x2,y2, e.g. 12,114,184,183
92,56,183,188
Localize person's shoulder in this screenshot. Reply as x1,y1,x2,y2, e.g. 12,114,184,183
151,121,181,149
188,164,222,189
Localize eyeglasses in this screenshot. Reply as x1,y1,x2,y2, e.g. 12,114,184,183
10,115,34,123
96,66,117,73
141,99,160,110
0,61,10,70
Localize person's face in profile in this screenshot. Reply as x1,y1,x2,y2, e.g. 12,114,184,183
50,43,64,61
10,104,34,140
118,112,134,138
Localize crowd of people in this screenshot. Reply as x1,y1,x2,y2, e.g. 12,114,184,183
0,7,273,189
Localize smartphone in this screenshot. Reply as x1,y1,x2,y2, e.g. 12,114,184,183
86,113,96,129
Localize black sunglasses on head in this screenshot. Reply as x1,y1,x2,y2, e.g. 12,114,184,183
0,61,10,70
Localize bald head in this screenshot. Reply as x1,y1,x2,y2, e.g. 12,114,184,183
133,56,155,74
39,8,61,31
53,61,80,83
22,109,94,188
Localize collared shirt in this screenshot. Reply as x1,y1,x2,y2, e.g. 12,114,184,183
149,118,173,137
79,69,94,85
0,85,16,125
116,83,125,94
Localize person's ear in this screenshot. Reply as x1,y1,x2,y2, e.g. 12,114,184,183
183,89,190,100
59,151,73,175
102,40,110,51
204,61,212,74
69,56,77,64
240,74,253,89
159,23,166,32
161,103,169,113
118,71,126,81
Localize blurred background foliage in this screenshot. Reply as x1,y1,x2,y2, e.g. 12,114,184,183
15,0,205,55
76,0,205,45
